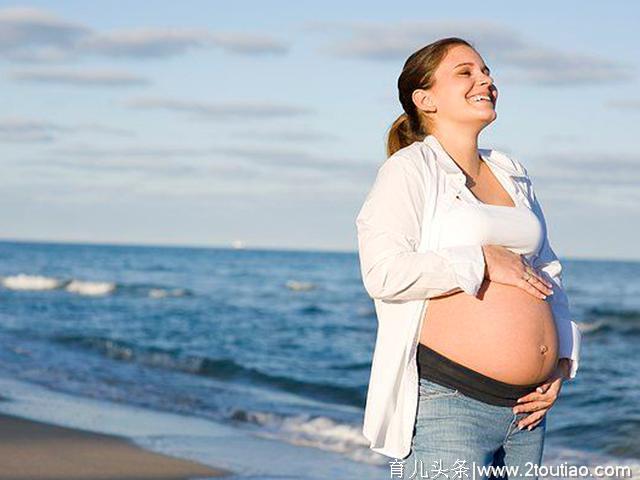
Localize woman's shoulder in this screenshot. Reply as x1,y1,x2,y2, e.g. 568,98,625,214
379,140,438,177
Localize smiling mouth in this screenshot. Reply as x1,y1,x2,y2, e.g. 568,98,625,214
467,97,495,109
467,94,494,105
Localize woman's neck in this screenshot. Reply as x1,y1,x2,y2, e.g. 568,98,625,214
430,130,482,177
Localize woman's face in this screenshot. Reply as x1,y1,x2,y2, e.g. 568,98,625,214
420,45,498,129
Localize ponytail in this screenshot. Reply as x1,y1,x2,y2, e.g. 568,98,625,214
386,112,425,158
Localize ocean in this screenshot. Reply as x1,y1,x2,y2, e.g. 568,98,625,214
0,239,638,479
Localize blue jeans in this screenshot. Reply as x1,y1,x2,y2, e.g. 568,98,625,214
401,377,546,480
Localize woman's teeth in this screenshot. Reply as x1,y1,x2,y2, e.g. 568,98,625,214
468,95,492,103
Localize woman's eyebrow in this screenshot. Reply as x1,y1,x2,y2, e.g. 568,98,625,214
454,62,491,74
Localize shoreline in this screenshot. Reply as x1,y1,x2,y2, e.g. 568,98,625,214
0,375,389,479
0,411,232,479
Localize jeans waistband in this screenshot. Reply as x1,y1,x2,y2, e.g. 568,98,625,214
417,343,546,407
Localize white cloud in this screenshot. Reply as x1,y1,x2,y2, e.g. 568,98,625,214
0,117,62,142
317,19,634,86
126,97,313,119
0,6,289,62
0,117,135,143
9,67,150,86
0,6,88,51
208,31,288,55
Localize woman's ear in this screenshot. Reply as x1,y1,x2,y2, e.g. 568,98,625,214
412,89,436,113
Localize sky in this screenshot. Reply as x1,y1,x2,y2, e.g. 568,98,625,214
0,1,638,260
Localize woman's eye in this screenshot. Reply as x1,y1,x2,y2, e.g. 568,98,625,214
459,71,471,76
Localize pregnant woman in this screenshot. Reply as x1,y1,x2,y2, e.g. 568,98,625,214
355,37,582,477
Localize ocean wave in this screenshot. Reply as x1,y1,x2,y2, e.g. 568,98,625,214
65,280,116,296
588,305,640,321
297,304,327,315
329,361,371,371
584,306,640,335
148,288,190,298
229,408,373,462
198,359,365,408
356,306,376,318
51,333,365,407
285,280,316,291
577,320,607,334
227,407,640,469
1,274,63,291
0,273,192,299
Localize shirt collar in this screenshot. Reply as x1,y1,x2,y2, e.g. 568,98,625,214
422,134,523,179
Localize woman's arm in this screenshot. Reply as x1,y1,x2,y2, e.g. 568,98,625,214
355,154,486,303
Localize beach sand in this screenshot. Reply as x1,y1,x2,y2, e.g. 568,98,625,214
0,412,232,479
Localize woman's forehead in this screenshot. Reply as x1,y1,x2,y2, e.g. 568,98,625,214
442,45,483,67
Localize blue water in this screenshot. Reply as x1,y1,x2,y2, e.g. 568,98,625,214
0,240,638,477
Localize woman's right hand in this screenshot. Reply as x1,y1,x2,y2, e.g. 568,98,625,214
481,245,554,299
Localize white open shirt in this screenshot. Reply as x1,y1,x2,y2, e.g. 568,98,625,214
355,134,582,460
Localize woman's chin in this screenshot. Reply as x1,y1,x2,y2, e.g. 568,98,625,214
476,110,497,124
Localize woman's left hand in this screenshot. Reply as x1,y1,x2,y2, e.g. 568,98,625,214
512,359,571,430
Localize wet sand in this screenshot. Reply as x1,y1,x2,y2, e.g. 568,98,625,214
0,412,232,479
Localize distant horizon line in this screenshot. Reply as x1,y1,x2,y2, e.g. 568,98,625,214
0,236,636,263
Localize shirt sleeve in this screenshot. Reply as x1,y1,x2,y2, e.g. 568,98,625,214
355,154,486,303
529,184,582,380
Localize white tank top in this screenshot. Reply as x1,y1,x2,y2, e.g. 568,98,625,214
439,196,544,257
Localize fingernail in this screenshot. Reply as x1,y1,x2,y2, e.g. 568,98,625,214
517,424,523,430
527,426,532,431
537,387,543,393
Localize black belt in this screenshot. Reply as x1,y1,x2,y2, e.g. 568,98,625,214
417,343,546,407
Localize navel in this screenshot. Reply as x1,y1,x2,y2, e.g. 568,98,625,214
539,344,548,354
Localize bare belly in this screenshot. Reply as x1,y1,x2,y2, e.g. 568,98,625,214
419,278,559,385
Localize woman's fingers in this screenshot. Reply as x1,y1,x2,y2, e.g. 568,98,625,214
536,383,551,394
515,382,551,404
517,410,547,430
521,256,553,288
517,257,553,298
518,278,548,299
530,267,553,290
524,419,543,431
486,248,555,300
526,272,553,297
